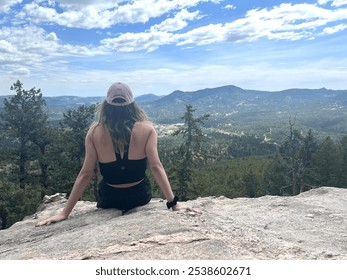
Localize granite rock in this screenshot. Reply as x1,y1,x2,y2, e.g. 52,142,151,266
0,187,346,260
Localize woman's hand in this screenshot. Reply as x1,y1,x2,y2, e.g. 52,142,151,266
35,212,68,227
172,203,202,214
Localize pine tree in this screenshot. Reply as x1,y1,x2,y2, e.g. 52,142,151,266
61,105,96,163
0,81,48,228
0,80,49,188
298,129,318,192
312,136,340,186
339,136,347,187
172,104,209,200
277,119,318,195
242,167,258,198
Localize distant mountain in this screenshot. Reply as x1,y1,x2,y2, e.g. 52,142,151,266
135,94,162,104
46,96,102,121
1,85,346,137
150,85,346,108
140,85,347,137
153,85,244,105
0,95,103,109
0,93,161,108
45,96,103,108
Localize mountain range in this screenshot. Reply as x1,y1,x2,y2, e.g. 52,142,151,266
1,85,346,137
138,85,347,138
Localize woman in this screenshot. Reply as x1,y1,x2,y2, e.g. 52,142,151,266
36,82,196,226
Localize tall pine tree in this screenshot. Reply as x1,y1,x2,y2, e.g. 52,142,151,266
172,104,209,200
0,81,48,228
0,80,49,188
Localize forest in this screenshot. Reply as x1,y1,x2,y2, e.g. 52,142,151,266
0,81,346,229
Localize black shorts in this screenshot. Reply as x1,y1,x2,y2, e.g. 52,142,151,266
96,176,152,212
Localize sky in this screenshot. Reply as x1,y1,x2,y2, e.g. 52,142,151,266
0,0,347,97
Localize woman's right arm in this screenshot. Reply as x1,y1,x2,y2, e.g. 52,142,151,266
36,128,97,226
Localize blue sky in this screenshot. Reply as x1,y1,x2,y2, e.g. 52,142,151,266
0,0,347,97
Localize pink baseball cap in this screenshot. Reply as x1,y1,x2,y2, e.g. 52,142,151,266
106,82,134,106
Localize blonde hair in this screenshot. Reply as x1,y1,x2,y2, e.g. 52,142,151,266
94,100,149,153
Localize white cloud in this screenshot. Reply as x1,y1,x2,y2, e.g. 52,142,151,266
0,39,16,53
322,23,347,34
46,32,58,41
7,1,347,54
318,0,347,7
333,0,347,6
101,8,205,51
16,0,218,29
18,3,119,29
0,0,22,13
100,3,347,52
217,3,347,42
101,31,175,52
150,9,202,32
10,67,30,76
0,25,107,69
1,1,347,96
175,23,226,46
224,4,235,10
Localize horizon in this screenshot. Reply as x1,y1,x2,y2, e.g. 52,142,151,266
0,85,347,99
1,0,347,97
0,83,345,99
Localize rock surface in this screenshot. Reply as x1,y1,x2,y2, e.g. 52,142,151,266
0,187,346,260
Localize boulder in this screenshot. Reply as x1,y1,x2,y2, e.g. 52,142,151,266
0,187,346,260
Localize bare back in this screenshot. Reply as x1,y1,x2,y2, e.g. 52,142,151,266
91,121,152,163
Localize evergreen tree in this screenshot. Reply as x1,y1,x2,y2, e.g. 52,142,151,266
0,81,48,228
264,154,289,195
298,129,318,192
172,104,209,200
277,119,318,195
339,136,347,187
242,167,258,198
61,105,96,163
278,118,302,195
0,178,41,229
312,136,340,186
0,80,48,188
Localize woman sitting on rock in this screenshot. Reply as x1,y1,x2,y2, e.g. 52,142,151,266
36,82,197,226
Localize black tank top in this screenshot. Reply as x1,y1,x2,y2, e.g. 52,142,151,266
99,148,147,185
98,121,147,184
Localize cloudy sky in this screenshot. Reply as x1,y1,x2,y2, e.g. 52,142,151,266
0,0,347,97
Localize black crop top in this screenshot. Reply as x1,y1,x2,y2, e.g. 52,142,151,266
99,148,147,185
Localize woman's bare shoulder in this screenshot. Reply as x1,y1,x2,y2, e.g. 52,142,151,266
135,121,155,131
87,122,99,134
87,122,109,139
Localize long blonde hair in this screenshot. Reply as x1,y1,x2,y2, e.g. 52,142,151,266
94,100,149,153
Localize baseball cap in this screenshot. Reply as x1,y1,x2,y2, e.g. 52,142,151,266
105,82,134,106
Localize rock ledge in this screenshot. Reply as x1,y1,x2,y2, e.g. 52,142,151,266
0,187,346,260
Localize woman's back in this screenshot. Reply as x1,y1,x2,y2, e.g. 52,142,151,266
91,121,152,163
